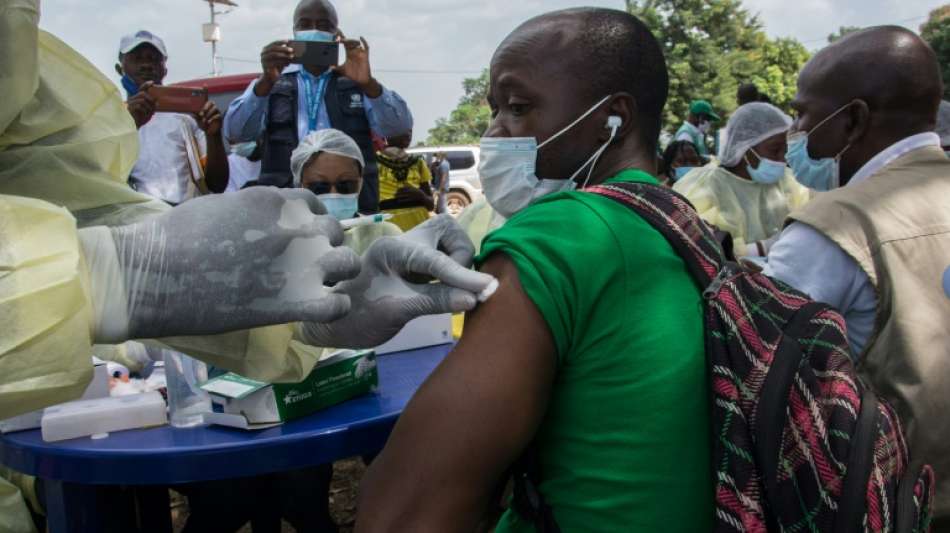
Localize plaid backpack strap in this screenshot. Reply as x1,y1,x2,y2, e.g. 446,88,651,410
585,181,725,288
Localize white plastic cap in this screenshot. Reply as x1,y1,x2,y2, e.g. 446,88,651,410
291,129,365,187
718,102,792,167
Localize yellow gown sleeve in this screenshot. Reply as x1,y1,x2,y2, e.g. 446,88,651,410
0,195,95,420
0,474,36,533
673,166,751,253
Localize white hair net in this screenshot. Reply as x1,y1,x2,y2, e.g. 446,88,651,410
290,129,365,186
718,102,793,167
937,101,950,146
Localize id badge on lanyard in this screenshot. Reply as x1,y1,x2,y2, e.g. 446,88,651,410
301,70,331,133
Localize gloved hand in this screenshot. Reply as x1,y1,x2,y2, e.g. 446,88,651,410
302,214,498,348
78,188,362,343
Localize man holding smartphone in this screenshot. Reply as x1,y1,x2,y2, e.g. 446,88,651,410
117,31,229,205
223,0,413,214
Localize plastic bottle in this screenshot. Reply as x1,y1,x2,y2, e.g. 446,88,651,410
163,350,212,428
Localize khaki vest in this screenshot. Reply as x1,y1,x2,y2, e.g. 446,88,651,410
791,145,950,520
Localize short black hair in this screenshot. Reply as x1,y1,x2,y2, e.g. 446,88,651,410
661,140,695,176
568,8,669,153
737,83,760,105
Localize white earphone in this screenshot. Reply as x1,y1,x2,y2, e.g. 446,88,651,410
606,115,623,129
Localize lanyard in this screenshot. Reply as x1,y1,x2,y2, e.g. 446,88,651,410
300,70,332,133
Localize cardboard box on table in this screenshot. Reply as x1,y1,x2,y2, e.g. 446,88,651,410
201,313,453,430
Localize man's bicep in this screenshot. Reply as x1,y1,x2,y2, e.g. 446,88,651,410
357,252,556,531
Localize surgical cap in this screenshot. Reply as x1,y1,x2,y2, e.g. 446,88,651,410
718,102,792,167
290,129,365,186
937,101,950,146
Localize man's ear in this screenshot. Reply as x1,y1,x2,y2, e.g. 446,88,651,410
845,99,871,146
599,93,637,142
115,63,123,77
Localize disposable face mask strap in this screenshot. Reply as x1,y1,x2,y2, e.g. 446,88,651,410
806,100,856,136
835,143,852,161
538,95,613,150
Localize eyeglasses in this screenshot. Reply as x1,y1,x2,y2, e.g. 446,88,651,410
306,180,361,196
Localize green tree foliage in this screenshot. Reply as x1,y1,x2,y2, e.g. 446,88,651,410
827,26,861,44
627,0,810,131
921,4,950,100
427,69,490,145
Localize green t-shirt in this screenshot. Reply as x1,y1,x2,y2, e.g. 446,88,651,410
477,169,712,532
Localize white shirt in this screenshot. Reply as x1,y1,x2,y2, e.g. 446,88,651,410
129,112,206,205
225,154,261,192
764,132,941,358
675,121,700,143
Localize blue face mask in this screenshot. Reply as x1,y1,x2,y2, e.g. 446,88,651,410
786,102,854,191
231,142,257,158
673,166,694,181
294,30,336,42
317,193,359,221
121,74,140,97
746,150,786,185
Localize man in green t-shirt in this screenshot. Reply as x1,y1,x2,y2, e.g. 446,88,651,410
357,8,712,532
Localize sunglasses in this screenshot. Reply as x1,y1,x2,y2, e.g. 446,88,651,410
306,180,361,196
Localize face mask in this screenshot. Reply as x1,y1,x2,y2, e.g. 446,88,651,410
745,150,786,185
674,166,694,181
786,102,854,191
478,95,617,218
698,121,711,134
317,193,358,221
294,30,336,42
121,74,140,97
231,142,257,158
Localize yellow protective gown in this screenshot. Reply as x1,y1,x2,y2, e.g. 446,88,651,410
0,3,333,527
456,197,505,255
672,163,810,255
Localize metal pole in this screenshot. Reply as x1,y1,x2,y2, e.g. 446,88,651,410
209,1,218,76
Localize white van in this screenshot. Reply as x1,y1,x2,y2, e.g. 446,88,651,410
407,146,481,216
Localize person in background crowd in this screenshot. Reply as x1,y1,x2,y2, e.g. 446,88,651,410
763,27,950,528
223,0,412,213
357,8,712,532
293,129,402,250
737,82,760,106
937,100,950,154
225,141,263,192
674,102,809,257
432,152,452,213
377,130,435,231
674,99,719,157
659,139,703,185
118,31,229,204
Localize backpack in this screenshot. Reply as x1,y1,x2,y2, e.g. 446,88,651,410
511,180,936,533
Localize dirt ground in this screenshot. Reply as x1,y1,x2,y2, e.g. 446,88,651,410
171,457,366,533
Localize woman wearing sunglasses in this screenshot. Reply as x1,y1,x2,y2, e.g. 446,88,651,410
291,129,403,251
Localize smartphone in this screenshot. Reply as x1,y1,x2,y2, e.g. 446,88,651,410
147,86,209,114
289,40,339,68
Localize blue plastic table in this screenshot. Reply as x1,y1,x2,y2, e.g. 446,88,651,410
0,343,452,532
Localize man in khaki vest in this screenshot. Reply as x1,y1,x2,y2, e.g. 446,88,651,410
764,26,950,527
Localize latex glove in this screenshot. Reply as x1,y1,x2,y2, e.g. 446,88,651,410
78,188,362,343
302,214,498,348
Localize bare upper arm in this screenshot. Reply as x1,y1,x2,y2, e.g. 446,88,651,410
356,252,557,532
